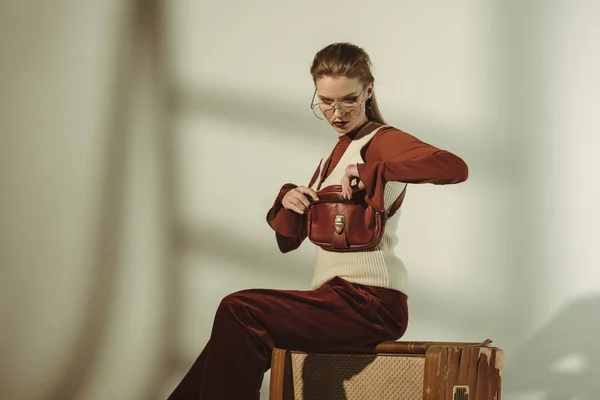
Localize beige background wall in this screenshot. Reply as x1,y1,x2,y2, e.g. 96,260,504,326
1,1,598,399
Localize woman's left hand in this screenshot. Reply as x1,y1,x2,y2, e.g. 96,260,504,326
341,164,366,199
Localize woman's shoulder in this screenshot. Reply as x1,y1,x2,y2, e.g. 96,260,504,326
373,125,418,142
366,125,431,156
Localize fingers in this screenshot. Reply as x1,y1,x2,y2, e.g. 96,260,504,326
284,196,308,213
295,186,319,202
340,176,350,199
341,173,366,199
282,187,317,215
282,196,306,214
345,184,352,199
293,192,311,209
342,166,353,199
286,202,306,215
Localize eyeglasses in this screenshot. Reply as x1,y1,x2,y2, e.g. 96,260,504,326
310,87,367,120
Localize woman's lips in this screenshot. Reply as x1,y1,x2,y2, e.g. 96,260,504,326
333,121,349,128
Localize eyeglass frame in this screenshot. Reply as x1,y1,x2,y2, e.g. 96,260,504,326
310,86,369,120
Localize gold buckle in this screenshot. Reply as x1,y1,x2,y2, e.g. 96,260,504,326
334,215,345,234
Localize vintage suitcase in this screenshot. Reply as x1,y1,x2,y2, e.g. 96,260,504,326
269,339,504,400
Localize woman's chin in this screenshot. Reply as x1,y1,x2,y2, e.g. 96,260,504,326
331,121,351,133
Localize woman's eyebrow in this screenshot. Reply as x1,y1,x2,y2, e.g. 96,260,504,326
318,91,359,101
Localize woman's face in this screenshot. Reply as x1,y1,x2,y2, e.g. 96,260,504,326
314,76,373,135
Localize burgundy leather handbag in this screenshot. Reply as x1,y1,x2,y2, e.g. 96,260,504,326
305,185,406,252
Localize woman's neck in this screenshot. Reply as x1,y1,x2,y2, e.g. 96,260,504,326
341,119,372,140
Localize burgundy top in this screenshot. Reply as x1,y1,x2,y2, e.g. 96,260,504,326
266,122,469,253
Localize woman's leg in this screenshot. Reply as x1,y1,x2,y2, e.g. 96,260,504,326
167,276,408,400
167,342,209,398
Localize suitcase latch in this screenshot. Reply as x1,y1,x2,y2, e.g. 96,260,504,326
453,385,469,400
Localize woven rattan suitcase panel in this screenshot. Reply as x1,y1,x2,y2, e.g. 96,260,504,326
290,353,425,400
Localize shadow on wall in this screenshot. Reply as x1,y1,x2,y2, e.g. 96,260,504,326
180,222,311,283
503,293,600,399
183,224,486,330
175,84,501,172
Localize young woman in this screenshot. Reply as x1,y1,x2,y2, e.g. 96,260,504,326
168,42,468,400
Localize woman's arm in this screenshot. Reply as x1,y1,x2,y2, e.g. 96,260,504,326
358,127,468,184
265,165,320,253
353,127,468,206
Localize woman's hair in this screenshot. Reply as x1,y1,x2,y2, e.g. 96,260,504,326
310,42,386,124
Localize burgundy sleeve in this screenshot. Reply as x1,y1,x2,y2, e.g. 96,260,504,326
357,128,468,208
266,183,302,236
265,164,321,253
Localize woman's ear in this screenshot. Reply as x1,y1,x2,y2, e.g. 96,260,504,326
366,83,374,98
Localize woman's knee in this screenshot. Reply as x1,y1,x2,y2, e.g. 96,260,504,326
216,289,256,318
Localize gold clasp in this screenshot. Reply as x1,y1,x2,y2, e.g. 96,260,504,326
334,215,345,234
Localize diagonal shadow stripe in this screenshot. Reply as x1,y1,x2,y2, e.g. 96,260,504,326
47,6,135,400
172,82,324,139
180,222,313,281
172,83,509,181
181,223,486,331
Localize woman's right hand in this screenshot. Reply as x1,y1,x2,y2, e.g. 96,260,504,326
282,186,319,215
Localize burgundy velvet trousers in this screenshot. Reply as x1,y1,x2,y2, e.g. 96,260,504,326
167,276,409,400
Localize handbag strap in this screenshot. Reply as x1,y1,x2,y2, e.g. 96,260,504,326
386,185,407,218
316,155,334,191
315,122,388,191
